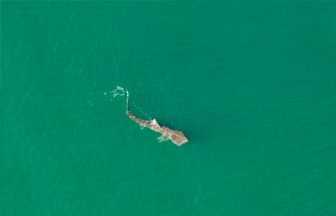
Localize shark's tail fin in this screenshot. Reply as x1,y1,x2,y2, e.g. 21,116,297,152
125,89,129,115
111,86,129,115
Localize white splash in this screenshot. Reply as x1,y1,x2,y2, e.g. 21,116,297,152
103,86,127,101
111,86,126,98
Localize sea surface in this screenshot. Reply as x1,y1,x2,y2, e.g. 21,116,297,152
1,2,336,216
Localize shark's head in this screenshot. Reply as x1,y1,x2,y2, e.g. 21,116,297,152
171,131,188,146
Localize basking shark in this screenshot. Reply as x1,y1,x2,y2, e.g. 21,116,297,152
124,90,188,146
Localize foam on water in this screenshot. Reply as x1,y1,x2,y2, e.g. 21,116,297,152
105,86,153,120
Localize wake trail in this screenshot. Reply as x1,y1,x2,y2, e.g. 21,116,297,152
107,86,153,119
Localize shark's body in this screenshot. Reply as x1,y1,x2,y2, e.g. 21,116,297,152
125,90,188,146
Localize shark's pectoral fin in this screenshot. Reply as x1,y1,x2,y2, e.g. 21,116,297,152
139,123,145,129
157,135,169,142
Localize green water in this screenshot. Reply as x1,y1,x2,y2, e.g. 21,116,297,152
1,2,336,215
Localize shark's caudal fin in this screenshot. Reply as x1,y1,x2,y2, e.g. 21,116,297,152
126,90,129,115
111,86,129,115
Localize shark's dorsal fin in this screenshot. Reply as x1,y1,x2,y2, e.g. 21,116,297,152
151,119,159,126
